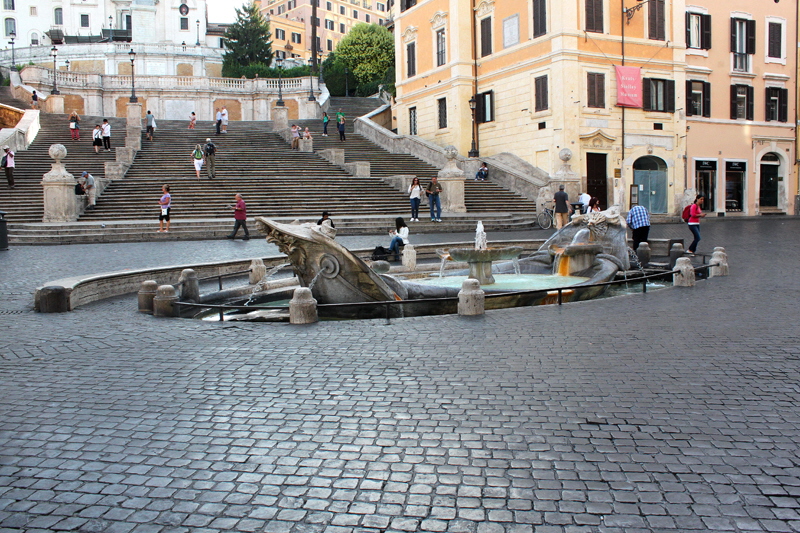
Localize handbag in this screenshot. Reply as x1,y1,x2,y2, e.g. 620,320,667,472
69,122,76,129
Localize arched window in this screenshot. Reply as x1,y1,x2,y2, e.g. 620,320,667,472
30,32,38,45
4,17,15,36
54,7,62,25
633,156,668,214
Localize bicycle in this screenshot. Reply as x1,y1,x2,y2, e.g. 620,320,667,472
537,203,556,230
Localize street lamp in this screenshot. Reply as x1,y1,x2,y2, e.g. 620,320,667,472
50,45,60,95
275,57,284,107
307,58,316,101
196,20,200,46
9,31,15,67
344,66,349,97
109,16,113,42
128,48,138,103
65,59,70,71
317,51,324,84
468,95,479,158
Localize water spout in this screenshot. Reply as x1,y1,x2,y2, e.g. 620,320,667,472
307,270,325,291
475,221,488,250
245,262,290,305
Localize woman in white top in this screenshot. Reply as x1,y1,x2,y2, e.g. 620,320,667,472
407,177,424,221
388,217,409,262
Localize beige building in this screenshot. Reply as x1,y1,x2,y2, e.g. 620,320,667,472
685,1,797,216
261,0,390,62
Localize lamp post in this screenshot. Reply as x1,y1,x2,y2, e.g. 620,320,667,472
276,57,284,107
344,66,349,97
65,59,70,71
307,58,315,101
468,95,479,158
9,31,15,67
50,45,60,95
109,16,113,42
196,20,200,46
317,51,324,85
128,48,138,103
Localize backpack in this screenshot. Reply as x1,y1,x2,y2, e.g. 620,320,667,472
681,204,692,223
193,148,203,160
74,183,84,195
204,143,216,156
0,155,6,168
371,246,389,261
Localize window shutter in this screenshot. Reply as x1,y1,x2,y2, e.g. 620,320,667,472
488,91,495,122
746,85,754,121
730,85,737,119
481,17,492,57
542,78,548,110
598,74,605,107
765,88,773,122
535,78,543,111
779,88,788,122
665,80,675,113
587,74,595,107
586,0,602,32
685,80,693,116
685,12,691,47
406,43,415,77
475,93,485,123
701,14,712,50
534,0,546,38
648,3,657,40
642,78,652,111
586,0,595,32
768,23,781,58
702,82,711,117
730,18,736,53
745,19,756,55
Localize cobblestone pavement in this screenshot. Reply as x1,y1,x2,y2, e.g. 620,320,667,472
1,219,799,533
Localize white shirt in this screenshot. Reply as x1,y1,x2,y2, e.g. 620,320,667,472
579,193,591,205
408,184,424,199
393,226,409,245
101,123,111,136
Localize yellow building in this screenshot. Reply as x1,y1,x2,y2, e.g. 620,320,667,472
394,0,690,214
264,14,310,62
262,0,390,62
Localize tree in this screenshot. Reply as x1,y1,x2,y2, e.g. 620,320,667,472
222,2,273,77
333,23,394,95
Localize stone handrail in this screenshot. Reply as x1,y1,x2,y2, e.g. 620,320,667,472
0,70,40,151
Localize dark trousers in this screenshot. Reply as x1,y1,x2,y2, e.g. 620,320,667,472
4,167,13,187
102,136,110,150
229,219,249,238
631,226,650,251
338,126,346,141
688,224,701,253
216,120,221,134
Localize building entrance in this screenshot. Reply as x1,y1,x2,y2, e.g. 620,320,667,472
586,153,607,209
633,156,668,214
759,153,780,208
695,160,716,213
725,161,745,212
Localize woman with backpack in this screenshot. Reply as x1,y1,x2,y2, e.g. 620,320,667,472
191,144,204,179
686,195,706,255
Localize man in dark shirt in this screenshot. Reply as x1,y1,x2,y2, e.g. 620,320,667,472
316,211,335,228
553,184,572,229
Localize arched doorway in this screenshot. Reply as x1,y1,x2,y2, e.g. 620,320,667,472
759,152,781,208
633,156,668,214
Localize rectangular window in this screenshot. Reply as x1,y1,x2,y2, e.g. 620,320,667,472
765,87,788,122
587,72,605,108
327,1,332,9
648,0,665,41
325,19,334,30
3,0,14,10
476,91,494,123
730,84,754,120
291,32,302,43
29,6,36,16
686,80,711,117
339,23,345,33
768,22,782,59
534,75,548,112
480,17,492,57
731,18,755,72
409,107,417,135
686,12,711,49
377,2,385,11
54,7,62,25
365,14,370,23
437,97,447,129
533,0,546,38
353,10,358,19
180,17,188,30
275,28,285,40
4,17,13,35
340,6,345,14
585,0,603,33
435,28,446,67
80,14,89,27
401,0,417,12
327,39,333,51
406,42,416,77
642,78,675,112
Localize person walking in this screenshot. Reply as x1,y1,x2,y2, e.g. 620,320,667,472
337,113,346,142
226,193,250,240
322,112,329,136
387,217,409,262
101,119,111,151
578,191,591,213
686,195,706,255
92,124,103,154
291,124,300,150
81,171,96,210
188,111,196,129
626,204,651,251
68,111,81,140
145,110,156,141
157,184,171,233
553,184,572,229
215,108,222,135
204,138,217,179
31,90,38,109
2,146,14,189
426,176,443,222
408,177,424,221
191,144,204,179
221,106,228,133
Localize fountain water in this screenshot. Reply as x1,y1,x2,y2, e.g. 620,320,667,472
245,263,290,305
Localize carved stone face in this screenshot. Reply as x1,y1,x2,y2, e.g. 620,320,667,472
444,146,458,160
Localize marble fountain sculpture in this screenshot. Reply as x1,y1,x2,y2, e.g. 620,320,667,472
242,209,628,319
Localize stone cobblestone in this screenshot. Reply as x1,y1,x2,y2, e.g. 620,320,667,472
1,220,800,532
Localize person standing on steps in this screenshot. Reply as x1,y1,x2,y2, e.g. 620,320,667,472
553,184,572,229
215,108,222,135
291,125,300,150
226,193,250,240
92,124,103,154
31,90,38,110
192,144,204,179
188,111,196,129
2,146,14,189
68,111,81,140
81,172,96,210
204,138,217,179
426,176,443,222
157,184,171,233
322,112,329,136
337,114,346,142
686,195,706,255
101,119,111,152
145,110,156,141
221,106,229,133
408,177,424,222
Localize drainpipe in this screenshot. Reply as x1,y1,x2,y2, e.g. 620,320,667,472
471,0,479,157
795,0,799,210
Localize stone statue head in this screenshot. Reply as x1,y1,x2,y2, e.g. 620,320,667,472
444,145,459,161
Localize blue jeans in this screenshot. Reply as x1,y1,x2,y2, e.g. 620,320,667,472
389,236,404,259
429,194,441,220
476,170,488,180
688,224,701,252
410,197,420,219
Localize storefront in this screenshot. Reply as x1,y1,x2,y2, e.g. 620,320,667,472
725,161,746,213
695,160,717,212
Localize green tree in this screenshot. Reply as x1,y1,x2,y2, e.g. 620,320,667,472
333,23,394,95
222,2,273,77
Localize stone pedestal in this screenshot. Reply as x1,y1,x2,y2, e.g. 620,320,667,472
344,161,370,177
137,280,158,313
41,144,78,223
300,99,319,120
438,146,466,213
669,242,684,270
710,249,729,277
458,279,485,316
636,242,651,267
290,287,318,324
117,146,136,165
38,285,69,313
551,148,581,204
272,106,289,131
127,102,143,130
319,149,344,165
673,257,696,287
250,259,267,284
179,269,200,303
47,95,64,114
104,162,127,181
153,285,179,317
402,245,417,270
126,129,142,151
299,138,313,153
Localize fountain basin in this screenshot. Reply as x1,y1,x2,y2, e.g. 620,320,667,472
448,246,523,285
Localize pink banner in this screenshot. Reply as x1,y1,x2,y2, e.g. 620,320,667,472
615,66,642,108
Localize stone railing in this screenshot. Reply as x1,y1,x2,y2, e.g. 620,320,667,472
0,71,40,151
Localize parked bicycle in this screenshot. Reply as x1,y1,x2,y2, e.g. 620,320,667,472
537,202,556,230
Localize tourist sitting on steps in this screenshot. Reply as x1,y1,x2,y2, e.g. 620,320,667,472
388,217,409,262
